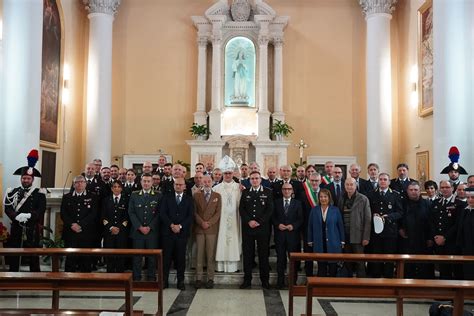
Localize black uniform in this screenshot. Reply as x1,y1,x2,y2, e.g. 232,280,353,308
239,186,274,287
457,206,474,279
101,194,129,272
429,196,465,279
389,178,414,199
367,188,403,278
400,197,434,279
60,191,98,272
160,176,175,196
4,187,46,271
123,182,141,199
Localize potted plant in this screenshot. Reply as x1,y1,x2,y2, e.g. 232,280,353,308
271,120,294,141
39,225,65,265
189,123,211,140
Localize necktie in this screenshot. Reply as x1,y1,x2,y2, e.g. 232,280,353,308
205,192,210,203
176,194,181,205
372,181,377,189
381,191,385,197
114,197,119,205
284,199,290,215
144,192,148,198
336,183,341,200
87,179,92,185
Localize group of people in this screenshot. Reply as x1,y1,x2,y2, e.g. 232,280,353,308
3,147,474,291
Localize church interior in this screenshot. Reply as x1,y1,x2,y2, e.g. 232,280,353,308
0,0,473,315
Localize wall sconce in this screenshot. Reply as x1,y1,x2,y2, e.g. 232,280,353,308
410,65,418,108
62,64,71,105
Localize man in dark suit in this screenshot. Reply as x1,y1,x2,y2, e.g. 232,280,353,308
160,177,194,290
239,171,274,289
102,180,130,273
273,183,303,289
390,163,414,199
273,165,302,201
326,166,345,206
367,173,403,278
349,163,372,196
128,174,162,281
61,175,98,272
297,173,321,277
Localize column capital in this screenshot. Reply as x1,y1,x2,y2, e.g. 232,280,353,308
273,36,284,48
84,0,121,16
359,0,396,18
258,35,270,46
197,36,209,47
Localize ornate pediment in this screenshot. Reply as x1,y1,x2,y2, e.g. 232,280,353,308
204,0,277,22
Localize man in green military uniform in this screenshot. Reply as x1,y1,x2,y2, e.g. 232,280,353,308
128,173,162,281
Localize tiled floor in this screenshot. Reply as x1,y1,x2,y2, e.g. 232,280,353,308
1,288,473,315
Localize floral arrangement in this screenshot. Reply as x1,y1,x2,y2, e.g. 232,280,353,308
0,222,9,243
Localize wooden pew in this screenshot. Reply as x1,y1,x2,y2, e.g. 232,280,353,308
0,248,163,316
305,277,474,316
0,272,133,315
288,253,474,316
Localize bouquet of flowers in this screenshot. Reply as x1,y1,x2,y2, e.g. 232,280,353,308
0,222,9,243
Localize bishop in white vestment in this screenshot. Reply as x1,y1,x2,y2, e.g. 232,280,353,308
214,156,242,272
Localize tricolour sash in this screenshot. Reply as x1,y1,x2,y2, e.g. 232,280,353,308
302,180,318,208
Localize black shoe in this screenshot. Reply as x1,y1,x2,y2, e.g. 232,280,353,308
177,282,185,291
277,282,285,290
240,281,251,289
205,280,214,289
163,282,169,289
195,280,202,289
262,282,270,290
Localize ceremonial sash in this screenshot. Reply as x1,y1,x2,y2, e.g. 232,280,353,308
321,175,332,185
15,188,35,212
303,180,318,208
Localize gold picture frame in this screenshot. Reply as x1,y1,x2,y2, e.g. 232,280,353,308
418,0,433,117
416,151,430,192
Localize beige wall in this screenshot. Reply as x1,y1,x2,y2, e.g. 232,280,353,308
395,0,434,180
111,0,368,168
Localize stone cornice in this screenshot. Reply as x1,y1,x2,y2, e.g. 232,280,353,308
359,0,397,18
84,0,121,16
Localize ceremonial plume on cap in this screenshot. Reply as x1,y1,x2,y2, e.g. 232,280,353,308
13,149,42,177
218,155,237,173
440,146,468,175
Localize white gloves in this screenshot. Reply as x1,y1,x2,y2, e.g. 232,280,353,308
15,213,32,223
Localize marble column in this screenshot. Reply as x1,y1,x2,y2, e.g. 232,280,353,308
433,0,474,181
208,17,226,140
83,0,120,166
194,35,208,125
360,0,396,173
255,17,271,141
1,0,43,190
272,36,285,123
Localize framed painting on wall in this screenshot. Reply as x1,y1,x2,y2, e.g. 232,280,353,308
416,151,429,192
40,0,63,148
418,0,433,117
